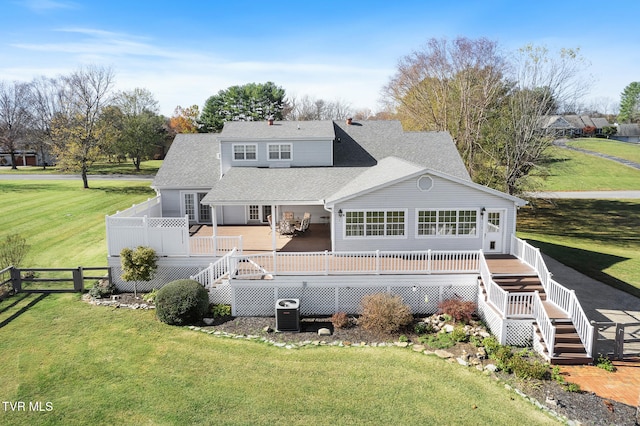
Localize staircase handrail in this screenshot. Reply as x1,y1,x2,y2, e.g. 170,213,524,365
478,251,509,317
190,248,238,287
512,236,593,357
532,291,556,357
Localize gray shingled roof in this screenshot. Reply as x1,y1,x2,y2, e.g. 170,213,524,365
152,133,220,188
220,120,335,140
333,120,470,180
155,120,473,203
201,166,362,204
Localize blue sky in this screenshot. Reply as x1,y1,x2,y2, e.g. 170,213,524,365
1,0,638,116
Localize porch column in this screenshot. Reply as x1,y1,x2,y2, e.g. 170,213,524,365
271,204,277,250
211,206,218,255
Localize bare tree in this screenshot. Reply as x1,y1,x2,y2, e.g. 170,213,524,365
383,37,507,178
285,95,353,120
0,80,33,169
495,45,590,194
50,65,115,188
29,76,64,169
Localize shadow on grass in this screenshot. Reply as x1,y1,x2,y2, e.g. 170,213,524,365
523,239,640,300
0,293,49,329
93,185,156,195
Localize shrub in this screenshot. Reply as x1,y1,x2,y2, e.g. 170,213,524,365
155,279,209,325
490,345,514,372
481,336,501,355
331,312,350,329
210,304,232,318
419,332,455,349
509,356,549,380
359,293,413,334
469,335,483,347
88,279,115,299
121,246,157,282
414,321,434,335
0,233,29,268
437,297,476,324
450,326,468,343
142,289,158,304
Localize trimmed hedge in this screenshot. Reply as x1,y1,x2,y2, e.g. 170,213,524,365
155,279,209,325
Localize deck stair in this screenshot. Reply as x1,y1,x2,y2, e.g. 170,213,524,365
484,255,592,365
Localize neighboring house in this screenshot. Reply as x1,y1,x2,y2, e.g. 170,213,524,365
106,119,595,365
541,115,611,137
0,149,54,167
611,123,640,143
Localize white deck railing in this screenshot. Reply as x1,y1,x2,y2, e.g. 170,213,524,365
479,254,535,319
512,236,593,357
532,291,556,357
190,248,238,287
233,250,480,278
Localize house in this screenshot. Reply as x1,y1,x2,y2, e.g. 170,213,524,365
0,149,53,167
540,115,611,137
611,123,640,143
150,119,525,254
106,118,594,364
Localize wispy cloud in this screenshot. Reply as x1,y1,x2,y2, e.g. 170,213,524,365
19,0,79,12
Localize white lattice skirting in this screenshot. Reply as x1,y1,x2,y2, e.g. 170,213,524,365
229,275,478,316
477,295,534,346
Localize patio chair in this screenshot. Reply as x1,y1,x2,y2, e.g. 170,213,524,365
267,215,280,234
283,211,294,221
294,216,310,235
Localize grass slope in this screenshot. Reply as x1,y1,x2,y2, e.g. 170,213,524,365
0,180,155,267
538,146,640,191
518,199,640,297
0,293,558,426
567,138,640,164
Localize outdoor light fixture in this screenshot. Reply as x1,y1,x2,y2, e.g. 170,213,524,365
338,209,343,217
481,207,486,216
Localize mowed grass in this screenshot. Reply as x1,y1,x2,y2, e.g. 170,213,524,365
567,138,640,164
0,180,155,267
0,293,559,426
518,199,640,298
0,159,162,175
537,146,640,191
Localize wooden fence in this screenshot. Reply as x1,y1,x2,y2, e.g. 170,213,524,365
3,266,112,293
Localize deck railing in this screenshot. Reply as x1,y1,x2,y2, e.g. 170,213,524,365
512,236,593,357
190,248,238,287
532,291,556,356
479,254,535,318
233,249,480,278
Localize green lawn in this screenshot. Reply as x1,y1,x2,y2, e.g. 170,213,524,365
517,199,640,298
0,180,155,267
536,146,640,191
0,159,162,175
567,138,640,164
0,293,559,426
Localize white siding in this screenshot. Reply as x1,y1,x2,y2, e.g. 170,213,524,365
159,189,181,217
332,174,517,253
220,139,332,173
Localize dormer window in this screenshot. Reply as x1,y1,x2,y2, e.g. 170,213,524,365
268,143,292,160
234,144,257,161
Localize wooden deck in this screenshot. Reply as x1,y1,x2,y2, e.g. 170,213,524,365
194,224,331,253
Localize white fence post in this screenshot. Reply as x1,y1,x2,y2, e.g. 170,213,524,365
324,250,329,275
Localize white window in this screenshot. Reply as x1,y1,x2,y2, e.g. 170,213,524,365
268,143,292,160
417,209,477,237
344,210,405,238
233,144,257,161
